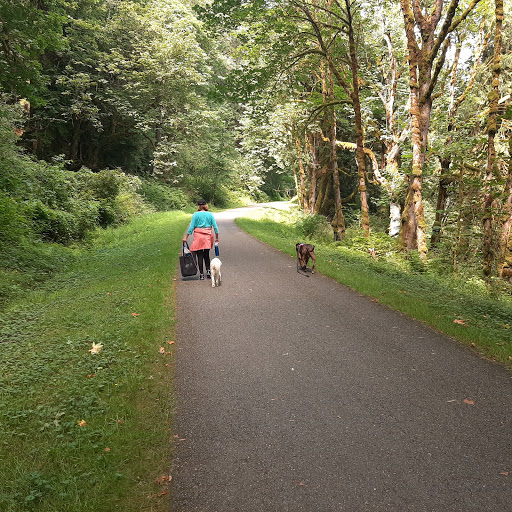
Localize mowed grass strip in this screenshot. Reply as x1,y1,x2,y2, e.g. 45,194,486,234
0,211,191,512
236,215,512,367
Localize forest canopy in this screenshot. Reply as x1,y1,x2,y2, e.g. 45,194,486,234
1,0,511,283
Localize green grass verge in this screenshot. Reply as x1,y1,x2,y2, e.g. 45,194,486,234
236,214,512,367
0,211,191,511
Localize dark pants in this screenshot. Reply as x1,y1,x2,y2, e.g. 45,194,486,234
194,249,210,274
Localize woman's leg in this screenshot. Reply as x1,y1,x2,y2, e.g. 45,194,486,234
195,251,204,275
203,249,211,272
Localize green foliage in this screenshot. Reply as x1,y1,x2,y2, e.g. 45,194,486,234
0,1,66,104
0,192,30,245
297,213,332,241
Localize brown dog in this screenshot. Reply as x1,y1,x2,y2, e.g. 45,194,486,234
296,243,316,274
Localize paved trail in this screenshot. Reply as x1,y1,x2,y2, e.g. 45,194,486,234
172,204,511,512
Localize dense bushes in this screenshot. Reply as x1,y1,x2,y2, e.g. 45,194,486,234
0,99,196,308
137,180,188,211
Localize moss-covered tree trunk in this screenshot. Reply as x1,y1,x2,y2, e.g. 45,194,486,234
325,66,345,239
431,158,452,247
483,0,503,277
345,0,369,236
499,140,512,279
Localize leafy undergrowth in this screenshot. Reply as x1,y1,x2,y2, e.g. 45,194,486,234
236,210,512,367
0,211,190,512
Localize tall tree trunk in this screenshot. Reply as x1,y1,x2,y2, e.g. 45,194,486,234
499,139,512,278
453,169,466,277
400,49,429,257
431,158,452,247
292,163,300,202
326,75,345,239
315,168,329,215
307,133,319,213
331,131,346,240
345,0,369,236
483,0,503,277
296,138,308,211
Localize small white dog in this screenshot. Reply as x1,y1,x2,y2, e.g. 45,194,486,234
210,257,222,287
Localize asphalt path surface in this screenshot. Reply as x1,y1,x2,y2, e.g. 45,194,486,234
172,203,512,512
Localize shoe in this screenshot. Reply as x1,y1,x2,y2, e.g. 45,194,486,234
199,274,205,280
206,270,211,279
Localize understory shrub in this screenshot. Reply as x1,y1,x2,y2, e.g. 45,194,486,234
137,180,188,211
0,192,30,245
298,213,332,241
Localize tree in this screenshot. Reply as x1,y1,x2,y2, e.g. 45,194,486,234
483,0,504,276
399,0,482,259
0,0,65,104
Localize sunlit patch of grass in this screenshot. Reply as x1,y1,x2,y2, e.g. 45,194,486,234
0,211,190,512
236,215,512,367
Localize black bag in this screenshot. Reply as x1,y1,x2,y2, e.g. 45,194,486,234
179,242,198,277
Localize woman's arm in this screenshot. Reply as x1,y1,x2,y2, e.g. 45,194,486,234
211,215,219,240
183,214,196,241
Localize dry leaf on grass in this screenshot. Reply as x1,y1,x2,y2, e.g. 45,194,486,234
88,342,103,355
156,475,172,485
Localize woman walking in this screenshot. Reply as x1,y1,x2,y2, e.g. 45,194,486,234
183,199,219,280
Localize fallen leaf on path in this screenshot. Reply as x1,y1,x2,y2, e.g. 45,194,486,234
500,471,509,476
156,475,172,485
463,399,475,405
167,340,175,345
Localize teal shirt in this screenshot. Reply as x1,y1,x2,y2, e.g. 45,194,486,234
187,211,219,235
